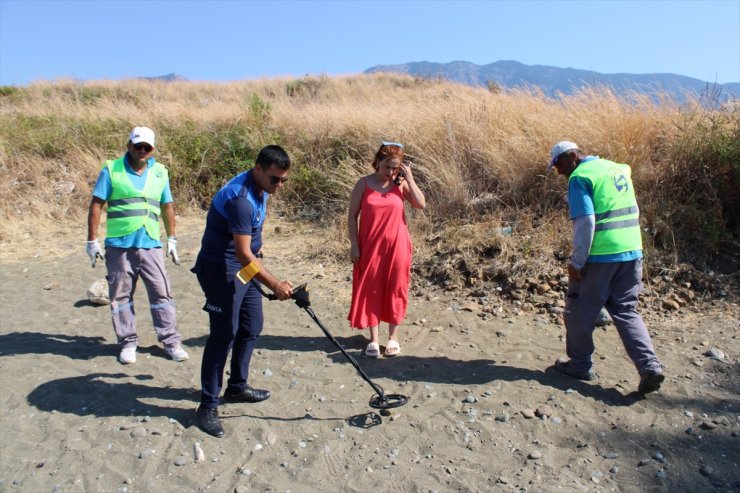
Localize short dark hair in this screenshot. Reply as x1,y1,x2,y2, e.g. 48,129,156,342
256,145,290,170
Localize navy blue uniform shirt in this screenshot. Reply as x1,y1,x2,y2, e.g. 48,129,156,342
197,170,268,269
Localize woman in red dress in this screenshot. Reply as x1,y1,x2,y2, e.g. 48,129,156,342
347,142,426,358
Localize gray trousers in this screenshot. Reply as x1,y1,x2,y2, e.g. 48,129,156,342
106,247,181,349
564,259,662,375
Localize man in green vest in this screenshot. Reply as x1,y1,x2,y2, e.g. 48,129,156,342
87,126,188,365
548,141,664,396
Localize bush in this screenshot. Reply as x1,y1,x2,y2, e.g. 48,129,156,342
660,105,740,265
1,76,737,276
0,86,23,99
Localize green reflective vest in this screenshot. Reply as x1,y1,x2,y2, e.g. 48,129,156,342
105,157,168,239
569,158,642,255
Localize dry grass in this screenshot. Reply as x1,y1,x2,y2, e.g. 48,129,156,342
1,74,737,283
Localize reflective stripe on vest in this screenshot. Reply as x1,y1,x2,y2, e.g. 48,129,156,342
108,197,162,208
569,158,642,255
105,157,168,239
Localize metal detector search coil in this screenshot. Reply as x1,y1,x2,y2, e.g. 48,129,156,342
255,282,410,411
370,393,408,410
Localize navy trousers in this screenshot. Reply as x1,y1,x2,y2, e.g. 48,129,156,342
193,258,264,409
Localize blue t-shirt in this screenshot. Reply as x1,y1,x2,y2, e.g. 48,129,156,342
196,170,267,268
567,156,642,264
92,154,173,249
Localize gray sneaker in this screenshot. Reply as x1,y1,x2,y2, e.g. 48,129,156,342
554,359,597,381
165,344,189,362
638,372,664,395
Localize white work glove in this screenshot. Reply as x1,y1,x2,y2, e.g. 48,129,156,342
166,236,180,266
86,240,104,268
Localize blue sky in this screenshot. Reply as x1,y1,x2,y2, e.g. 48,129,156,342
1,0,738,86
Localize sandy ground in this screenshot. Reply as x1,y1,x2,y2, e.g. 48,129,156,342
0,214,738,493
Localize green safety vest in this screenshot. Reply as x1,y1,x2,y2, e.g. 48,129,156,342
569,158,642,255
105,156,168,239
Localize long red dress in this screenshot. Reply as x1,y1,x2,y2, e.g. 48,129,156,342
348,179,412,329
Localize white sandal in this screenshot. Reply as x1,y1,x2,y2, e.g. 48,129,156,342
364,342,380,358
384,340,401,357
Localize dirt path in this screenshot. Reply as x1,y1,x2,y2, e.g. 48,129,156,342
0,214,738,492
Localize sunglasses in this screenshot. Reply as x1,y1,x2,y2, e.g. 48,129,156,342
268,175,289,185
381,141,404,149
133,143,153,152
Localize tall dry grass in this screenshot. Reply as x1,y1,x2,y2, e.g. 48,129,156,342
0,74,737,279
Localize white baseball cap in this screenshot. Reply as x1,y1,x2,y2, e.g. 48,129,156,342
129,126,155,147
548,141,579,171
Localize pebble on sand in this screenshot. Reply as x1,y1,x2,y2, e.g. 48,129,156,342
535,405,553,418
521,409,535,419
193,442,205,463
86,279,110,305
704,347,725,360
130,427,147,439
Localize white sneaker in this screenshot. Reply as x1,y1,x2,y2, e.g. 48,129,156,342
119,346,137,364
165,344,189,362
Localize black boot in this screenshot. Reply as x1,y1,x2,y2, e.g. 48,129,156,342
224,385,271,403
195,406,224,437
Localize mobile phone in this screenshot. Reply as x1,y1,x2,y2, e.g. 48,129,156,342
394,160,408,186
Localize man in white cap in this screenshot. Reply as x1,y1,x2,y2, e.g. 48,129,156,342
548,141,664,396
87,127,188,365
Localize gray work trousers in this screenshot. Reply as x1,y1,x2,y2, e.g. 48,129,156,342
105,247,181,349
563,259,662,375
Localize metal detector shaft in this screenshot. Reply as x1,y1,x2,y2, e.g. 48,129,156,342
252,280,408,409
250,281,384,394
301,305,386,397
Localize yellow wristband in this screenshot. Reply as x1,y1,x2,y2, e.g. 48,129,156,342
236,261,260,284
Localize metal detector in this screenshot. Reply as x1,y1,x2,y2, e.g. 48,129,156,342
256,282,409,410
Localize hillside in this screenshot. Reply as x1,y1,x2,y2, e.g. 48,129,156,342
0,74,737,300
365,60,740,104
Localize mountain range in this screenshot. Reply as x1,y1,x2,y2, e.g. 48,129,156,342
138,73,188,82
363,60,740,104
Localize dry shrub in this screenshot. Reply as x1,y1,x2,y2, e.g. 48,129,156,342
408,212,572,290
1,74,737,284
640,100,740,266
